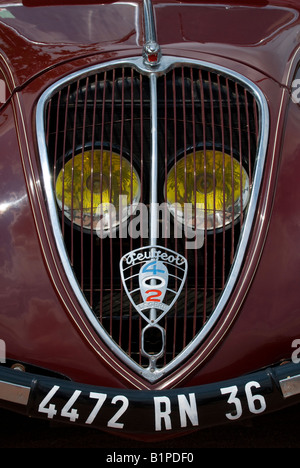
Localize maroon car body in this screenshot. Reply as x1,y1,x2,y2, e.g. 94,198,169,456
1,0,300,442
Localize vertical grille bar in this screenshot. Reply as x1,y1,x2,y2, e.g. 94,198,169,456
172,68,178,360
138,73,144,364
53,90,61,186
127,68,134,356
99,71,107,324
118,69,125,348
70,81,79,267
62,85,70,238
199,69,208,323
235,82,243,228
181,67,187,348
225,78,234,264
89,75,98,308
208,72,216,308
190,68,198,337
244,89,252,186
80,77,88,291
217,74,226,290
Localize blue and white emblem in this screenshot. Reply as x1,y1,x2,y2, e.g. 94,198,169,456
120,246,187,323
139,259,169,308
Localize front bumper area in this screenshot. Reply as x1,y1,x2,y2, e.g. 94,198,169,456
0,362,300,438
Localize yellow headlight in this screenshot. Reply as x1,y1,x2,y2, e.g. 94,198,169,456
55,148,140,231
166,150,250,230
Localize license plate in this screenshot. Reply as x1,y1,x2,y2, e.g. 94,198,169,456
29,373,273,434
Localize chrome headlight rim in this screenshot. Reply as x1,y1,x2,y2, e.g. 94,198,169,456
164,143,251,233
55,141,141,234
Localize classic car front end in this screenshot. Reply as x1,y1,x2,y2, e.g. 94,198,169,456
1,0,300,441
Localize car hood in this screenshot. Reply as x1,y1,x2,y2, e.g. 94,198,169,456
0,0,299,91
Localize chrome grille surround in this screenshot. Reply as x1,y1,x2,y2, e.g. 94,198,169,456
36,56,269,382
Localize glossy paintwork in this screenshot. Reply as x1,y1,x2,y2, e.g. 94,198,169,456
156,3,300,84
0,0,300,400
0,2,141,92
0,1,298,91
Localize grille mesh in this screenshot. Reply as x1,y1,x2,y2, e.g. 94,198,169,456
45,65,259,369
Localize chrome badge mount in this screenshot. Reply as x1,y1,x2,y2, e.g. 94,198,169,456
120,246,188,372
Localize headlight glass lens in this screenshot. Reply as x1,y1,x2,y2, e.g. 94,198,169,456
55,148,140,231
166,150,250,230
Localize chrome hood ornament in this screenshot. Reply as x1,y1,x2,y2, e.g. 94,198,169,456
143,0,161,67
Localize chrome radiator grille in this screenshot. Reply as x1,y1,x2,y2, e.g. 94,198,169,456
39,59,267,381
